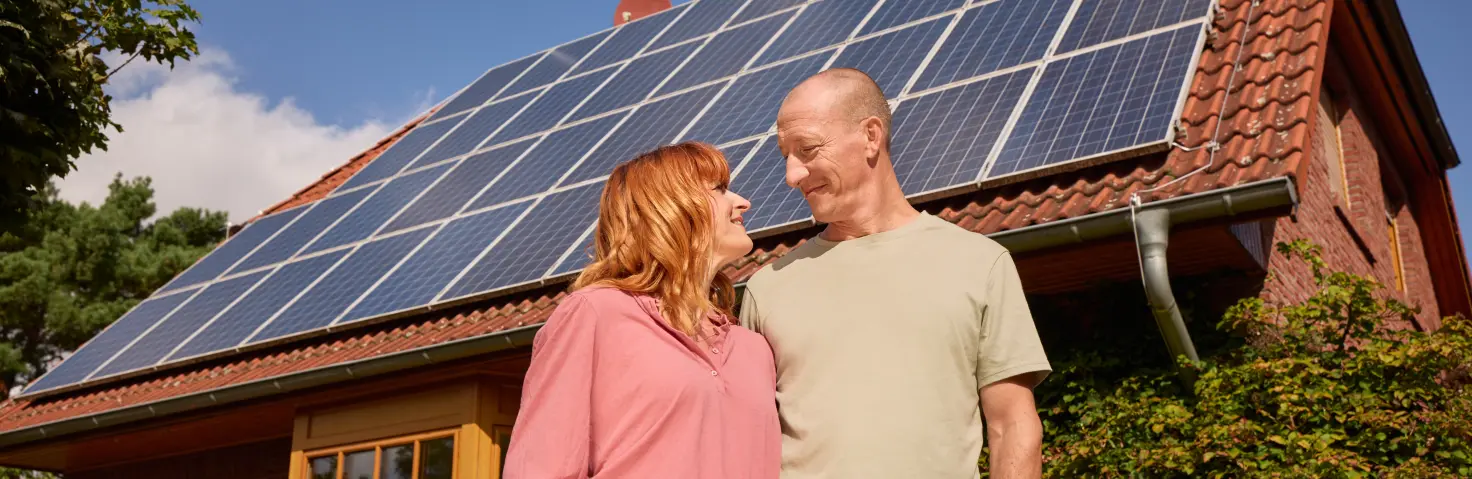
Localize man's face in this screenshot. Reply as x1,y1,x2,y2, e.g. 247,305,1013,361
775,91,873,224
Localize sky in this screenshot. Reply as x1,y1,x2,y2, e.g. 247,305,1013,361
54,0,1472,236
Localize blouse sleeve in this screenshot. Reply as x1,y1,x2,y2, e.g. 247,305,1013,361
503,295,598,479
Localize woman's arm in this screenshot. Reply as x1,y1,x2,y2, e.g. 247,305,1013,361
503,295,599,479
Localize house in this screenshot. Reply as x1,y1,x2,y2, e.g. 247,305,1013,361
0,0,1463,477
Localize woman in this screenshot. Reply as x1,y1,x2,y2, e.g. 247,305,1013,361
503,142,777,478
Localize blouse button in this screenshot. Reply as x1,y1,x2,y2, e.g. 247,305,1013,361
710,370,718,376
711,348,720,354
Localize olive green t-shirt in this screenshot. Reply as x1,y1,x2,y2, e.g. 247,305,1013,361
739,213,1051,479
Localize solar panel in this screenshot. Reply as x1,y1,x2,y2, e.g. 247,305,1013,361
682,53,832,146
988,23,1202,179
23,0,1216,398
411,93,536,170
911,0,1074,92
250,227,436,344
91,271,268,379
657,11,793,96
890,68,1035,195
383,139,537,234
443,183,604,300
156,206,305,293
650,0,744,50
426,54,540,123
500,31,611,98
564,84,725,186
829,16,951,98
166,250,349,362
1057,0,1215,54
755,0,878,66
571,42,700,121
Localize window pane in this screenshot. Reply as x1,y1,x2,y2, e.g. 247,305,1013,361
496,428,513,476
343,449,375,479
420,437,456,479
381,444,415,479
309,455,338,479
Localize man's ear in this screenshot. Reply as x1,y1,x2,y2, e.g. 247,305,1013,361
861,116,885,163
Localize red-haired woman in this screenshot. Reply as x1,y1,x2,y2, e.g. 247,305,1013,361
503,142,776,478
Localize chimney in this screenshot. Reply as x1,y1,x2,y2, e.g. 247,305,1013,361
614,0,672,26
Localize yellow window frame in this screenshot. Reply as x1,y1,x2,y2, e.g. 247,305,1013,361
300,428,461,479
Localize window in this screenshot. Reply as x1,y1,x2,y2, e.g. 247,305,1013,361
305,430,458,479
1317,83,1351,208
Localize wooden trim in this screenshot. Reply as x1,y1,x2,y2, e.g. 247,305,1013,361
299,428,459,479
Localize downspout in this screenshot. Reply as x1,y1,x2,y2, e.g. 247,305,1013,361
1133,207,1199,386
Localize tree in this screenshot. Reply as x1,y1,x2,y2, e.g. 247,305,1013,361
0,175,225,398
1017,241,1472,477
0,0,200,230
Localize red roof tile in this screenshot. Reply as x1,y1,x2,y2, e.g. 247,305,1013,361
0,0,1327,437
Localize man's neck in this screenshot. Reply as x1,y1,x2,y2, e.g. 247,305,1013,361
820,186,920,242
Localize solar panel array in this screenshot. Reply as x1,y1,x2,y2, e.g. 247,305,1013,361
22,0,1214,397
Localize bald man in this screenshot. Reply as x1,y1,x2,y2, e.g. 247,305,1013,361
739,68,1051,479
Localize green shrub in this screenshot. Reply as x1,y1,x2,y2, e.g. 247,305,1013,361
1013,240,1472,478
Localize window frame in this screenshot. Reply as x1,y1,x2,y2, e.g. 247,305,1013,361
1386,211,1407,292
301,428,461,479
1318,82,1352,210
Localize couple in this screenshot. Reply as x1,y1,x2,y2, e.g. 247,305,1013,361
503,69,1052,479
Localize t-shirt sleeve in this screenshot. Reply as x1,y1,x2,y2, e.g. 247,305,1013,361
975,251,1052,389
738,285,762,333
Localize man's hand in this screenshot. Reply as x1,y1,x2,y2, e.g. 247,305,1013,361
980,374,1044,479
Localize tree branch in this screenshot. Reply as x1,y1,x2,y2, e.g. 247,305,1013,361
104,51,142,80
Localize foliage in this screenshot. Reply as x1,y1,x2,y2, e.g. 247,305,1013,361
1008,240,1472,477
0,0,200,230
0,175,225,398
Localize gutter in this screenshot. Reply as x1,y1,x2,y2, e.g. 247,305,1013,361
0,177,1299,451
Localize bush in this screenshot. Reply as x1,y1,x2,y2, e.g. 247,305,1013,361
1017,240,1472,478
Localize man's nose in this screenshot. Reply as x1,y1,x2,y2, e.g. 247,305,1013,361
785,155,807,189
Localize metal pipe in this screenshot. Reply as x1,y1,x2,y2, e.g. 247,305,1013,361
1134,207,1200,385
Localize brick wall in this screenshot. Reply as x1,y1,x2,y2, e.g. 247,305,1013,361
1259,53,1440,329
69,437,290,479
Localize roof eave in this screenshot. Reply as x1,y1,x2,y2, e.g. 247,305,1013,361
1361,0,1461,170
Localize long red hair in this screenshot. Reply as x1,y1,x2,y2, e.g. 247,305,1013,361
571,141,737,337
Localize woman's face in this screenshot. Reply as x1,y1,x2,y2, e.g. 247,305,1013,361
707,184,753,269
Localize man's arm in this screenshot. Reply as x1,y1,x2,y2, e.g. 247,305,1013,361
980,375,1043,479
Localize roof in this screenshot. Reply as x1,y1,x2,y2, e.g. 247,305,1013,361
0,0,1328,438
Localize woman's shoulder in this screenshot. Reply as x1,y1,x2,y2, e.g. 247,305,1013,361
559,285,649,313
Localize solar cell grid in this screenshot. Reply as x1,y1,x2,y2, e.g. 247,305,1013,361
383,139,536,234
728,137,811,231
250,227,436,344
411,94,536,170
829,16,951,98
650,0,745,50
301,163,450,255
336,118,462,192
92,271,268,378
344,201,532,323
574,6,684,75
988,24,1200,178
23,290,196,394
427,54,541,122
657,11,794,96
1056,0,1214,53
445,183,605,299
564,84,725,186
158,206,304,293
912,0,1073,92
733,0,806,24
166,250,349,361
755,0,877,66
501,31,610,97
470,113,628,210
496,69,618,144
571,42,699,122
682,53,831,146
226,188,372,275
889,67,1034,195
859,0,966,35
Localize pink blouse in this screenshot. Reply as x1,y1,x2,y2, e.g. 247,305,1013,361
503,286,779,479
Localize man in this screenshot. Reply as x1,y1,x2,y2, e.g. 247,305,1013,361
739,68,1052,479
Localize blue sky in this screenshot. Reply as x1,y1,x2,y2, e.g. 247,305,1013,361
58,0,1472,236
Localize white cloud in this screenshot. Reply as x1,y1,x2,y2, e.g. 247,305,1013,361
55,48,420,224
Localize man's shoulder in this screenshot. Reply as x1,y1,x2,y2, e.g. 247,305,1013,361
912,214,1010,260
